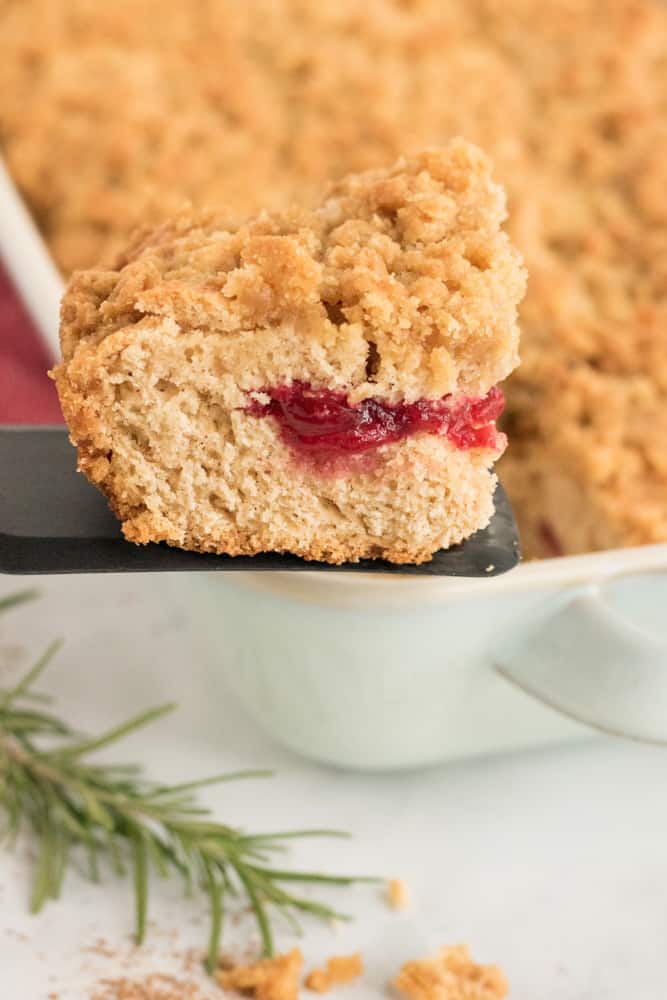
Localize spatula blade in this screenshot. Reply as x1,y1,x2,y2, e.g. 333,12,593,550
0,427,520,576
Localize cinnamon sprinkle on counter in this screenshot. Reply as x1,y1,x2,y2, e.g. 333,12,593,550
91,973,214,1000
86,937,118,959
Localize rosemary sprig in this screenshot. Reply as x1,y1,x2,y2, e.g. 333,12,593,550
0,591,371,971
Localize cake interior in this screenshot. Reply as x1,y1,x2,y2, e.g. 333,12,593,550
55,326,504,564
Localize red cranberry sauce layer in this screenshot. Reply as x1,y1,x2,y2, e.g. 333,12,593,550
246,382,505,456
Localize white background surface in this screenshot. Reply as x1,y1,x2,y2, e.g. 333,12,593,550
0,573,666,999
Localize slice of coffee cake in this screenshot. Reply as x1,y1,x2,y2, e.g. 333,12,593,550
52,140,525,564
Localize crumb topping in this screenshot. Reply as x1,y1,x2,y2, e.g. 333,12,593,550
57,143,524,405
387,879,410,911
304,953,363,993
216,949,303,1000
394,945,507,1000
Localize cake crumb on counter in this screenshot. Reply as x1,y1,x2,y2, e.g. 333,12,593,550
393,945,507,1000
304,953,363,993
387,878,410,910
88,942,506,999
216,948,303,1000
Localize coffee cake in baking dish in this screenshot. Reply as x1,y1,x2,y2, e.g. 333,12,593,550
3,0,666,557
52,143,525,564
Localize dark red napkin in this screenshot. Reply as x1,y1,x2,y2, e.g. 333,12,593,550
0,261,63,424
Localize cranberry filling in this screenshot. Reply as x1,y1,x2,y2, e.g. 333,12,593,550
246,382,505,455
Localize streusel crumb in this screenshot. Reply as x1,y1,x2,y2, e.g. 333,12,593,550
216,949,303,1000
304,953,363,993
58,141,523,403
91,973,213,999
387,879,410,911
394,945,507,1000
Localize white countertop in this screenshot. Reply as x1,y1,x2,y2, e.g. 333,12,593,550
1,573,666,999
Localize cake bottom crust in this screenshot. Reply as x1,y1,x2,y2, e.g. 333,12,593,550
114,476,497,566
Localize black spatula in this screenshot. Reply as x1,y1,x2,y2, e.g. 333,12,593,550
0,426,520,576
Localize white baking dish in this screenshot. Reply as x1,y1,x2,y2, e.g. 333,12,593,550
2,155,666,771
193,546,667,770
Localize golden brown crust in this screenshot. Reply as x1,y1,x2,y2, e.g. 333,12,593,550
52,145,518,566
394,945,508,1000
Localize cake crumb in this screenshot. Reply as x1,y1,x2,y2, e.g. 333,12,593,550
387,878,410,911
394,945,507,1000
304,953,363,993
216,948,303,1000
85,937,117,959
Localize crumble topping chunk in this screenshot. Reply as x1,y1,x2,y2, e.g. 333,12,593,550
394,945,508,1000
216,949,303,1000
387,879,411,911
304,953,363,993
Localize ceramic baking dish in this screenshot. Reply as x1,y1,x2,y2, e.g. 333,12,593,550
2,155,666,770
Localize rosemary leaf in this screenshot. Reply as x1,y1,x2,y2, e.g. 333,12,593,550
53,704,176,761
149,770,273,798
0,639,63,711
131,828,149,944
0,590,38,614
236,864,274,957
203,860,225,974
